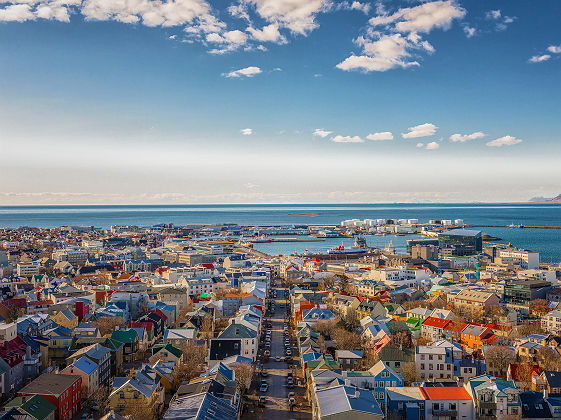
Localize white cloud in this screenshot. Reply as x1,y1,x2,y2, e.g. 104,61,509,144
485,9,515,31
529,54,551,63
547,45,561,54
337,33,420,72
337,1,464,73
242,0,331,35
425,141,440,150
336,1,370,14
402,123,438,139
81,0,217,28
449,131,486,142
486,9,502,20
416,143,424,148
463,26,476,38
247,23,286,43
207,29,249,53
331,135,364,143
0,4,35,21
350,1,370,14
240,128,253,135
486,135,523,147
366,131,393,141
313,128,332,138
223,66,262,78
369,0,465,34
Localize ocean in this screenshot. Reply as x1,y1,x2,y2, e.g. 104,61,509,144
0,204,560,261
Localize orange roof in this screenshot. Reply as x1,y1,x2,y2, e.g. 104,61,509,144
224,293,253,298
420,387,471,400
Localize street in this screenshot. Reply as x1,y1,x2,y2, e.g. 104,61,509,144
244,281,312,420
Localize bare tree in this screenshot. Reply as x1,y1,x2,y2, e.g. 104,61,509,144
536,346,561,372
401,361,419,385
173,342,207,389
333,328,362,350
529,299,549,316
95,316,125,336
486,305,507,324
92,385,111,414
199,313,214,342
358,350,380,370
231,363,255,396
401,300,427,311
123,400,156,420
515,362,536,391
485,344,516,377
515,322,544,337
312,319,338,339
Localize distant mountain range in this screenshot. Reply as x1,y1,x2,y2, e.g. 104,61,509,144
529,194,561,203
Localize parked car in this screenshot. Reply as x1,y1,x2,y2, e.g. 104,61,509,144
260,383,269,392
275,356,281,362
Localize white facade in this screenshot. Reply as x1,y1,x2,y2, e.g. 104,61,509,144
16,262,40,277
541,310,561,334
498,248,539,269
424,398,474,420
185,277,216,296
367,267,429,288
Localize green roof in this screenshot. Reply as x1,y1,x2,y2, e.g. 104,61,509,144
5,395,56,420
152,343,182,359
111,329,138,343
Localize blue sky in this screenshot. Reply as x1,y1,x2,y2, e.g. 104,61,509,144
1,0,560,204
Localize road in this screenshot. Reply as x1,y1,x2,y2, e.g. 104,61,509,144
244,282,311,420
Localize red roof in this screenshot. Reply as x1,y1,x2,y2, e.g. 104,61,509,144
149,309,168,322
0,337,28,367
422,317,452,329
420,387,471,400
28,300,54,306
2,298,27,310
129,321,153,332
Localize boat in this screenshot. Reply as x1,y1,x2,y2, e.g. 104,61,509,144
250,236,272,243
326,245,367,255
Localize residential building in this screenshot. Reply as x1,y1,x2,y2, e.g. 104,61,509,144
18,373,81,420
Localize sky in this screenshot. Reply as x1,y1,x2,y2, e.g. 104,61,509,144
0,0,560,205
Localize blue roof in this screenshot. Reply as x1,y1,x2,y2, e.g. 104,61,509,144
73,356,98,375
316,385,383,417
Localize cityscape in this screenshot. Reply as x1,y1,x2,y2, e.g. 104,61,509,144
1,0,561,419
0,216,560,420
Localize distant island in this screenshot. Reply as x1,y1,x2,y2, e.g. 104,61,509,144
529,194,561,204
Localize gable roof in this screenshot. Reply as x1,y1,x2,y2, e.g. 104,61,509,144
316,385,383,417
152,344,182,359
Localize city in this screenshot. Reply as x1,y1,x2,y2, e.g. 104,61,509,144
1,0,560,419
0,219,559,420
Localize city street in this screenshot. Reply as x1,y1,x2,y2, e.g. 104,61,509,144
245,283,311,420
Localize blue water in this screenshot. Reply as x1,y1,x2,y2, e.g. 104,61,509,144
0,204,559,261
